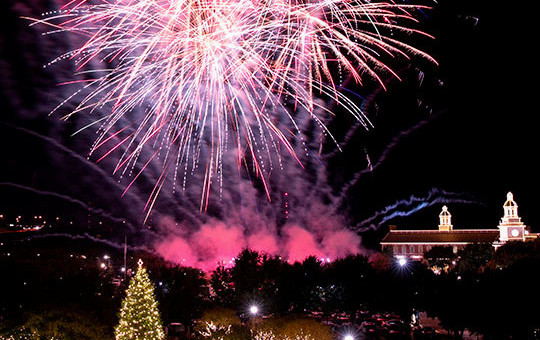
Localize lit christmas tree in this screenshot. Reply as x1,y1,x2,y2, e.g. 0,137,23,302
115,259,165,340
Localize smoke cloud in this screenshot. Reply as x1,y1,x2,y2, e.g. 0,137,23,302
2,0,470,273
154,216,363,272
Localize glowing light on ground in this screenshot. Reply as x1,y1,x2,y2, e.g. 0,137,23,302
249,305,259,315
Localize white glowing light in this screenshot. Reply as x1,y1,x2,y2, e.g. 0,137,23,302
398,258,407,267
511,229,519,237
344,335,355,340
249,305,259,315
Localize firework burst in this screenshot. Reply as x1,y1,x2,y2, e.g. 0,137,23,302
28,0,435,217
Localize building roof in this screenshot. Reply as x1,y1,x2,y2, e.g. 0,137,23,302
380,229,500,244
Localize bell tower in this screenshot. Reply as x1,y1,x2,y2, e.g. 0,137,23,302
439,206,453,231
498,192,526,242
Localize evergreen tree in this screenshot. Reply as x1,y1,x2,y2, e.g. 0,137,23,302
115,260,165,340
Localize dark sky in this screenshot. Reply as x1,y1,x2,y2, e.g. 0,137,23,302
349,0,537,232
0,0,537,251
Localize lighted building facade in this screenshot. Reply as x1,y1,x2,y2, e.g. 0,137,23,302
380,192,538,260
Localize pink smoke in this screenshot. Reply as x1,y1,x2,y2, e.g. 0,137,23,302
247,229,280,255
155,236,198,267
154,215,363,271
283,225,325,261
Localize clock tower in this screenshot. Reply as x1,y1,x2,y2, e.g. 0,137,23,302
498,192,527,242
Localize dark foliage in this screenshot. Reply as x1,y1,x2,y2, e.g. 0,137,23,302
2,238,539,339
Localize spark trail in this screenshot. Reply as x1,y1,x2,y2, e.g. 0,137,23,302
352,188,483,232
0,182,137,231
30,232,151,252
28,0,436,213
0,122,203,226
337,115,436,205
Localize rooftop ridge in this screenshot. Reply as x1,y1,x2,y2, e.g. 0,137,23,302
389,229,499,234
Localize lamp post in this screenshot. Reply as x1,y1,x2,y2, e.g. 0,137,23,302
398,257,408,267
248,305,259,329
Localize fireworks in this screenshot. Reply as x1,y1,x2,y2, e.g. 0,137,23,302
29,0,435,214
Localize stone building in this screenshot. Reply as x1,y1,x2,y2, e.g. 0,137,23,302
380,192,538,260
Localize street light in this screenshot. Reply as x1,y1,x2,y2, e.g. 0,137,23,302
247,304,260,329
398,258,408,267
249,305,259,316
344,335,355,340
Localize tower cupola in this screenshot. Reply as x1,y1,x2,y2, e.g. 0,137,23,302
439,206,453,231
503,192,518,218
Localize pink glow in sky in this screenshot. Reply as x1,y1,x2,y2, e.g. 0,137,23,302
155,215,363,271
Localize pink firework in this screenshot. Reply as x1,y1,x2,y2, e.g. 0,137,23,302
29,0,435,215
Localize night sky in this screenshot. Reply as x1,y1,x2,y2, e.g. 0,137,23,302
0,0,537,260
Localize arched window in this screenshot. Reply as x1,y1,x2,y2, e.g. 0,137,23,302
418,245,423,253
402,245,407,254
410,245,415,253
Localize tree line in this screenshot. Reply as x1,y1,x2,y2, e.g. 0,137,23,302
1,237,539,339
